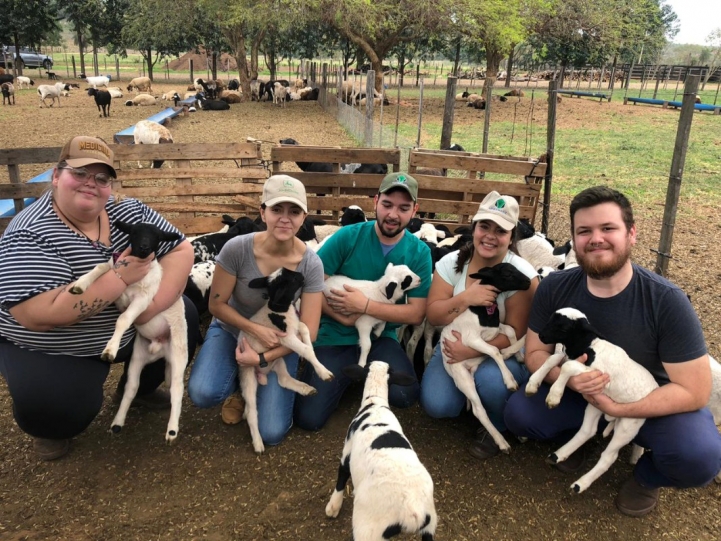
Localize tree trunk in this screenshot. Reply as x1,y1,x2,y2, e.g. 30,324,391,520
398,49,406,87
559,63,567,89
12,33,21,76
212,51,217,80
371,57,385,93
453,38,461,76
250,32,265,80
505,44,516,88
266,46,277,80
77,29,86,77
146,48,154,81
484,42,503,91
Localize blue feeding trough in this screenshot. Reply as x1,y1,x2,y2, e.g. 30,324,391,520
624,96,720,114
556,89,611,102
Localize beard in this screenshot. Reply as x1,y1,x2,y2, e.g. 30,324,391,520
377,218,406,238
577,241,632,280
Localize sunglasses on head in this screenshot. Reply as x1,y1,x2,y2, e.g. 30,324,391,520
59,166,113,188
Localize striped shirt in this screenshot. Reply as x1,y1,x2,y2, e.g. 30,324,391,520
0,192,184,356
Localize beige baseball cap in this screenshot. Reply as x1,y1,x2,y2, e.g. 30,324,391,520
262,174,308,212
472,191,519,230
58,136,117,178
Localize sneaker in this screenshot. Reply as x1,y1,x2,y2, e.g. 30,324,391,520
615,476,660,517
33,438,70,461
221,394,245,425
112,388,171,410
468,427,502,460
550,445,588,474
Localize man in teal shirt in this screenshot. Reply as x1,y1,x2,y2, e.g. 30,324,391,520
294,172,432,430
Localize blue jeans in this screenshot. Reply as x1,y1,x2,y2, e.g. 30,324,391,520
420,343,529,432
294,337,420,431
187,319,299,446
505,382,721,489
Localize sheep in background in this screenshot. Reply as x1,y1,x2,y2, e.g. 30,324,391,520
161,90,180,101
127,76,152,93
38,82,71,107
133,120,173,169
250,80,264,101
228,78,240,91
273,82,288,107
106,87,123,98
326,361,437,541
87,88,112,118
219,90,242,104
86,75,110,89
1,82,14,105
125,93,157,106
16,76,34,89
455,89,470,101
69,221,188,443
324,264,422,367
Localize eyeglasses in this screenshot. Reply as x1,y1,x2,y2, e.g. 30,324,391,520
59,166,113,188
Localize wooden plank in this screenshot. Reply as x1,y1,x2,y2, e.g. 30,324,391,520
0,182,51,199
0,147,61,166
170,215,256,235
116,167,267,181
409,152,547,177
271,147,401,165
116,183,265,198
111,142,262,161
149,202,251,213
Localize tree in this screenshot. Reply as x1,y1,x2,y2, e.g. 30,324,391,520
61,0,104,78
316,0,447,92
0,0,59,75
702,28,721,89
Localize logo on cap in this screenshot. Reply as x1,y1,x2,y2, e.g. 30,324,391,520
395,174,407,184
495,199,506,209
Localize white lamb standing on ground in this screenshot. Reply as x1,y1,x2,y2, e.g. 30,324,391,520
326,361,437,541
69,221,188,443
37,82,71,107
525,307,661,493
324,263,421,367
239,267,334,454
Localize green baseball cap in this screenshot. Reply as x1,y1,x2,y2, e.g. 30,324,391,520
378,172,418,201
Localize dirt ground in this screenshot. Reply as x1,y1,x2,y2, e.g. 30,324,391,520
1,81,720,541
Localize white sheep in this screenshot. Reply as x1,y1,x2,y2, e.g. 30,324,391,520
273,82,288,107
127,76,152,93
440,263,532,453
37,82,70,107
86,75,109,88
106,87,123,98
161,90,180,101
69,221,188,443
525,307,661,493
413,223,447,246
326,361,437,540
324,263,421,367
125,93,157,106
516,232,565,272
133,119,173,169
16,75,34,89
239,267,334,453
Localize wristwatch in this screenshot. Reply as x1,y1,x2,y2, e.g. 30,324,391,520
258,352,268,368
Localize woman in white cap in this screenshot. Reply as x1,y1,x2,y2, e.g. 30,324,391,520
0,135,199,461
188,174,324,448
419,191,539,460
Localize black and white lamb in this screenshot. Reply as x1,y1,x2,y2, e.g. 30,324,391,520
324,263,421,367
239,267,334,453
69,222,188,442
525,307,660,493
440,263,531,453
326,361,437,541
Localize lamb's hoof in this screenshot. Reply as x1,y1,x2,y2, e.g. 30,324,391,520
101,351,115,362
500,446,511,455
111,425,122,434
572,483,582,494
166,431,178,444
546,399,560,409
253,445,265,455
307,388,318,397
517,436,528,444
322,372,335,382
69,285,84,295
506,382,519,392
546,453,559,465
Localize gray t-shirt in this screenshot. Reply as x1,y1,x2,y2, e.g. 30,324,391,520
214,232,325,337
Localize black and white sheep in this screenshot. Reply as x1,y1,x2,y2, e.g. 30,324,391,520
439,263,531,453
69,222,188,442
525,307,660,493
324,263,422,367
16,75,34,89
87,88,111,117
38,82,71,107
239,267,334,453
326,361,437,540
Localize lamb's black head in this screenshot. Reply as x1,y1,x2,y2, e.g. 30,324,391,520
87,88,97,97
538,308,597,348
516,218,535,241
469,263,531,293
248,267,304,312
279,138,299,145
115,221,182,259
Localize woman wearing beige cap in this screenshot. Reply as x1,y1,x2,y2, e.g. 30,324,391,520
420,191,539,460
188,174,324,448
0,135,199,461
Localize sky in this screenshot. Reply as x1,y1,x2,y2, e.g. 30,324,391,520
664,0,719,45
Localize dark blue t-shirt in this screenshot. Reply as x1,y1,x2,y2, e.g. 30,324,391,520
529,264,707,384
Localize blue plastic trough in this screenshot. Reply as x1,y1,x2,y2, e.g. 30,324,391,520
556,89,611,102
624,96,721,114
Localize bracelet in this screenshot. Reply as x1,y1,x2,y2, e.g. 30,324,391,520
113,270,129,286
363,298,370,314
258,352,268,368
